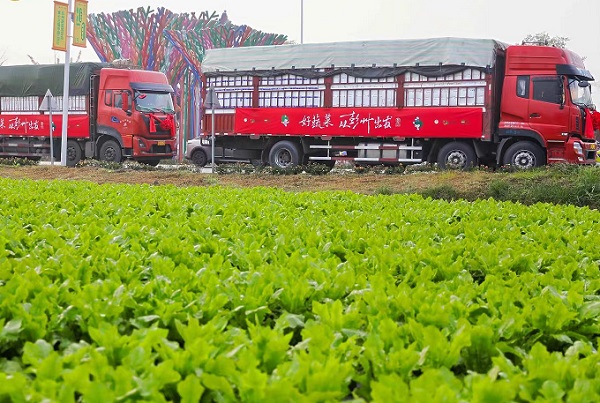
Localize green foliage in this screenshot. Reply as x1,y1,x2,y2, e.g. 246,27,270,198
382,164,406,174
213,163,332,175
78,158,123,170
419,184,461,201
303,163,334,175
215,163,256,174
488,179,511,200
373,185,396,195
0,157,40,166
0,178,599,400
421,165,600,209
264,165,305,175
354,163,430,174
404,162,438,173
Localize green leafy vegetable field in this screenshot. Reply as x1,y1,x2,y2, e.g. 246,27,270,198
1,178,600,402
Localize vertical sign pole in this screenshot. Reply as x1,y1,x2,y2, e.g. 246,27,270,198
49,103,54,166
301,0,304,44
60,0,74,166
195,82,201,159
211,90,216,174
40,90,57,165
204,87,220,174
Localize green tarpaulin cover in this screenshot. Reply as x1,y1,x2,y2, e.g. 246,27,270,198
0,62,107,97
202,37,508,75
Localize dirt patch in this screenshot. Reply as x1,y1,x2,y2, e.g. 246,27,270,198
0,165,493,195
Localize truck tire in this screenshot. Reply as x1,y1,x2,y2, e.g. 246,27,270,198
99,139,123,163
269,141,301,169
437,141,476,169
66,140,82,167
191,148,208,167
502,141,545,169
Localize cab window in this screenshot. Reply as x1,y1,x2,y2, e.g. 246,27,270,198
516,76,529,98
113,91,132,109
532,77,562,104
104,90,113,106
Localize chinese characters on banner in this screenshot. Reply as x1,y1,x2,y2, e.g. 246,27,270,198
52,0,88,51
296,111,394,133
52,1,68,52
0,117,46,133
0,115,88,137
234,107,483,138
73,0,88,48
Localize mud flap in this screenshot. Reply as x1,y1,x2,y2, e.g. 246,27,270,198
85,141,95,158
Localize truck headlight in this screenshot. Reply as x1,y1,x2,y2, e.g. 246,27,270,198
138,138,147,149
573,142,583,155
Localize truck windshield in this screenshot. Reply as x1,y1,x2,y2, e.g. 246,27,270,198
135,91,175,113
568,79,593,107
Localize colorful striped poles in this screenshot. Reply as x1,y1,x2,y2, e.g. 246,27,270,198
86,7,288,155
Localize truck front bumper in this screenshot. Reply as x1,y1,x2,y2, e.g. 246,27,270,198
570,139,597,164
548,138,596,165
129,136,176,159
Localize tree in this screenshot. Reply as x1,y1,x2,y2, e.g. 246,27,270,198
522,32,569,48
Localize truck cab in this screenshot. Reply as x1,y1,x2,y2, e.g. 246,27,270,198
95,68,177,166
498,45,596,167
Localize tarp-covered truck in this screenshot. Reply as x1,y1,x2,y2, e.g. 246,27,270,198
191,37,596,169
0,62,176,166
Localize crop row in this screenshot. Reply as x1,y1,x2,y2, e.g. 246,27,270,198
0,178,599,401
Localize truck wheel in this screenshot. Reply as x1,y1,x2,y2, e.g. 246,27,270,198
269,141,301,169
502,141,545,169
99,139,123,163
437,142,476,169
191,148,208,167
66,140,82,167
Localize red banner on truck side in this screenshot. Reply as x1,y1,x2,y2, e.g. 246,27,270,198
0,114,90,138
233,107,483,138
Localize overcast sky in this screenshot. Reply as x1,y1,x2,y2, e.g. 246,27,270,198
2,0,599,88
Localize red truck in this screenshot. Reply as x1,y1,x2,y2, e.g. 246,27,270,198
0,62,176,166
191,37,596,170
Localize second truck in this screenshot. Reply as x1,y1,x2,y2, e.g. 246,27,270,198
190,37,596,170
0,62,177,166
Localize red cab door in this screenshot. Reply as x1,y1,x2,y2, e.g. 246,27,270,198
527,75,570,142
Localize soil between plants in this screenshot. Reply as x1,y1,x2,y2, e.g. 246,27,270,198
0,165,492,195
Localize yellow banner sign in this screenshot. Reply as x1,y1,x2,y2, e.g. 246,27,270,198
73,0,88,48
52,1,68,52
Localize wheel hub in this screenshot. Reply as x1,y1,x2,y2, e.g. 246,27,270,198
514,151,535,168
446,151,467,169
277,151,292,167
105,148,116,160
